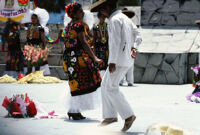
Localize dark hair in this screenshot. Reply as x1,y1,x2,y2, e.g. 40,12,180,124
97,12,103,18
72,3,82,16
31,14,38,19
65,2,82,19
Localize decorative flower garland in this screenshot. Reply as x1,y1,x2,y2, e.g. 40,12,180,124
18,0,29,7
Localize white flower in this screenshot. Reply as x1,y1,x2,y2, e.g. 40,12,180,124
71,57,77,62
71,51,75,56
16,97,28,115
68,67,74,74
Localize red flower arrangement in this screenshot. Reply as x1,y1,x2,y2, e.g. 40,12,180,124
18,0,29,6
2,93,37,118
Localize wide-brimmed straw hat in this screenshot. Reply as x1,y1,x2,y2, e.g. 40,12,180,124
122,8,135,18
89,0,118,12
195,20,200,25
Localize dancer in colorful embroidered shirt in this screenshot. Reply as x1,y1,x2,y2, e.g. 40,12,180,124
24,8,50,75
0,20,24,78
63,1,102,120
93,11,109,77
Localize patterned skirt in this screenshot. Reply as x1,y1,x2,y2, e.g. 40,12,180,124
63,48,101,96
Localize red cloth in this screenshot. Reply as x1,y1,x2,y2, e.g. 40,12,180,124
2,97,11,109
27,101,37,117
18,73,25,79
10,102,22,116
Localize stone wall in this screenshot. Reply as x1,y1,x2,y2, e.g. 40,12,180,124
134,53,189,84
141,0,200,26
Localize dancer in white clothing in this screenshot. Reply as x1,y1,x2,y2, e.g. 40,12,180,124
90,0,139,132
120,8,142,86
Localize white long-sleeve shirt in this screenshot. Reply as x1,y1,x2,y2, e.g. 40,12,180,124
108,10,142,67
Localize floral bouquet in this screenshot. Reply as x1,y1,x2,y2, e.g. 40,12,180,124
23,45,51,68
2,93,37,118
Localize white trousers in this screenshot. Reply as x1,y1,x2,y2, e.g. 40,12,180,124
101,66,134,120
121,63,134,84
126,65,134,83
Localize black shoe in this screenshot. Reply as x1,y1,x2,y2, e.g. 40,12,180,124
67,113,85,120
128,83,134,86
77,113,86,119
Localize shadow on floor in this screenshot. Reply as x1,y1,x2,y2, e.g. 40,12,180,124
64,118,101,123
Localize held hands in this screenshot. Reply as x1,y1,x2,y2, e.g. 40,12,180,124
109,63,116,73
131,48,137,59
94,56,103,65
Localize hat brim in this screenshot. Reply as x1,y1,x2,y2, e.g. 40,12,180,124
195,20,200,25
89,0,107,12
122,11,135,18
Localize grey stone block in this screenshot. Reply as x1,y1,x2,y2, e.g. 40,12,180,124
165,71,179,84
177,13,196,25
49,66,68,80
154,70,167,84
164,54,178,64
179,54,187,66
47,55,63,66
160,0,180,13
161,14,177,25
148,54,163,66
153,0,164,9
187,64,196,83
0,65,5,76
188,53,198,65
49,44,64,54
135,53,148,68
141,64,158,83
134,66,145,82
180,0,200,13
161,61,174,72
149,12,162,25
142,0,158,11
171,55,179,75
141,11,154,25
178,67,186,84
0,52,7,64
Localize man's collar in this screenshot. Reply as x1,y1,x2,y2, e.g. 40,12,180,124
108,9,121,20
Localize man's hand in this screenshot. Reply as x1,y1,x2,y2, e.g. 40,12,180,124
94,57,103,65
109,63,116,73
131,48,137,59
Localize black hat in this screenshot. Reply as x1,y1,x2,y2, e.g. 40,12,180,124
89,0,118,12
122,8,135,18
